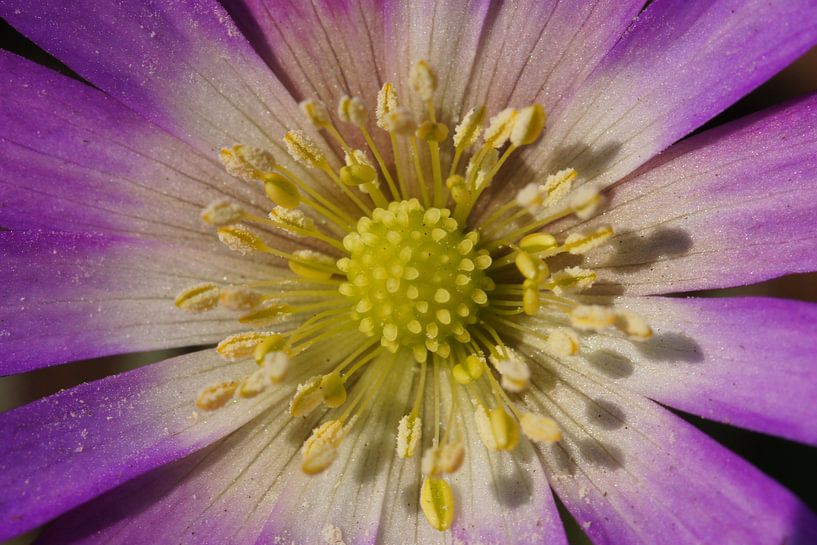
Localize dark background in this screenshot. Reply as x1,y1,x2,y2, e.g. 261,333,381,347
1,14,816,545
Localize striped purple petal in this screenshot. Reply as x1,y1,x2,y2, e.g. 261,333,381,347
0,350,271,541
574,92,817,295
525,352,817,545
520,0,817,193
576,296,817,446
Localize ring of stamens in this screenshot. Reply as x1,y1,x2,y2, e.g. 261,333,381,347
179,59,654,534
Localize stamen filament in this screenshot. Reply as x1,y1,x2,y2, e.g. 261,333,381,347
360,125,401,200
410,136,431,207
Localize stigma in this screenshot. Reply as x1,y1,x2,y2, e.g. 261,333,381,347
174,60,652,532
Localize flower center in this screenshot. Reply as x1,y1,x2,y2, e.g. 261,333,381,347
178,59,655,534
338,200,492,362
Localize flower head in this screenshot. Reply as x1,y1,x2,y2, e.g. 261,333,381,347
1,1,817,545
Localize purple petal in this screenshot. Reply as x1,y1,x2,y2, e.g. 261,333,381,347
576,296,817,446
463,0,643,114
0,50,267,236
34,408,299,545
226,0,385,110
522,0,817,193
0,350,271,541
573,92,817,294
382,0,491,126
0,229,273,374
524,352,817,545
0,0,348,208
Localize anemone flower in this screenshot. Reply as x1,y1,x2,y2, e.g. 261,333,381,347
1,1,817,544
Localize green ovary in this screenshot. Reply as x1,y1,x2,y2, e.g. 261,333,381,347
338,199,494,362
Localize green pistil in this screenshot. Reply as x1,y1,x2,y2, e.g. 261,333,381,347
338,199,494,362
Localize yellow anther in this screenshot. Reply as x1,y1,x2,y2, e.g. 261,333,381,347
570,186,605,220
340,163,377,186
382,107,416,134
519,232,558,253
200,199,244,226
549,267,597,295
290,375,324,417
510,104,547,146
239,303,292,327
420,476,455,532
301,418,353,475
516,183,544,210
520,412,562,443
288,250,336,281
490,348,530,392
443,174,467,203
421,442,464,476
410,59,437,101
338,95,368,126
545,327,580,356
453,106,486,149
263,173,300,209
219,144,276,182
452,354,484,385
261,350,291,383
523,286,540,316
489,407,520,451
614,310,653,341
515,251,545,280
239,363,281,398
299,99,331,128
416,121,449,142
376,82,399,129
284,130,326,168
319,371,347,408
396,414,422,458
269,206,315,232
174,283,220,313
542,168,577,206
474,405,497,450
217,225,267,254
564,225,613,255
253,334,287,364
196,380,238,411
217,331,280,361
484,108,517,148
218,286,264,311
571,305,616,331
466,147,498,191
